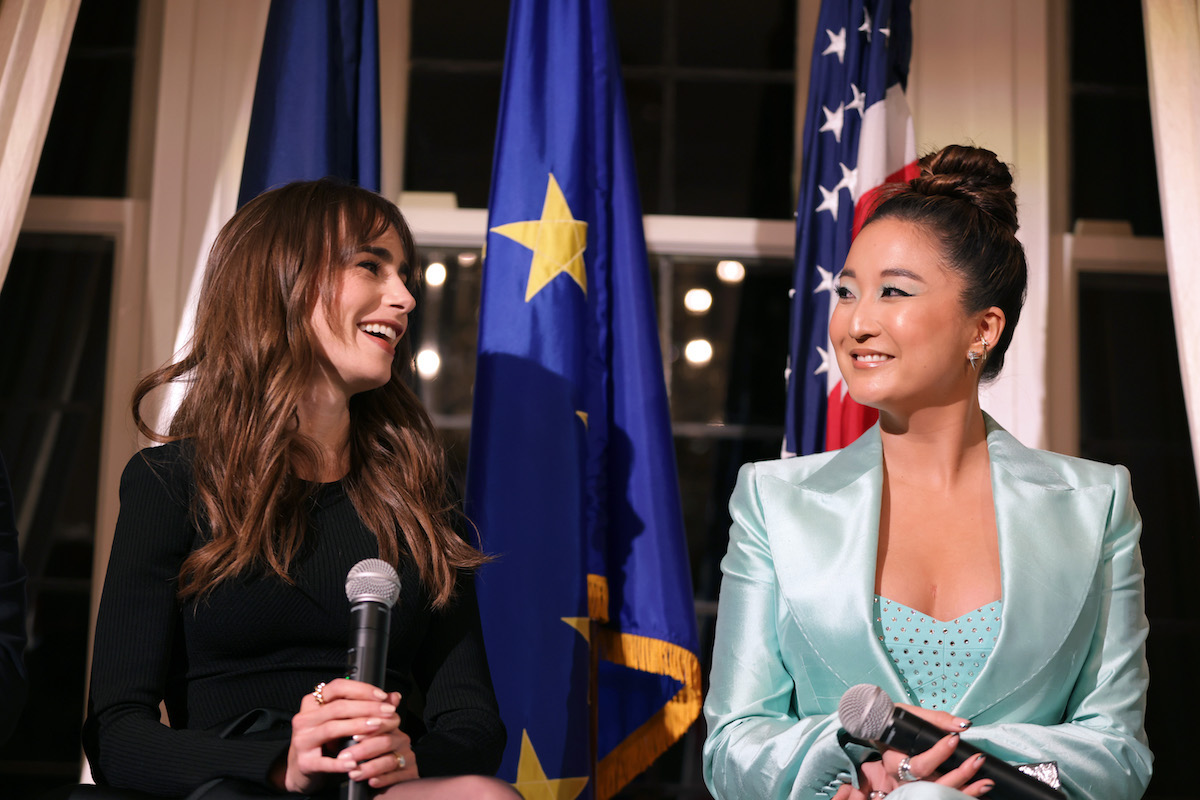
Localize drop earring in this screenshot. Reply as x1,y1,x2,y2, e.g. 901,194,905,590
968,337,989,372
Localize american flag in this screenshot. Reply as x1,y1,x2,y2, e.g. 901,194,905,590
785,0,917,457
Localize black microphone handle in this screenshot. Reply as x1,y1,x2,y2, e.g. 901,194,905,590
345,601,391,687
341,601,392,800
880,708,1065,800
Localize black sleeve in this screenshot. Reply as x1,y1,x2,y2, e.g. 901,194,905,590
83,448,286,796
409,570,506,778
0,451,29,744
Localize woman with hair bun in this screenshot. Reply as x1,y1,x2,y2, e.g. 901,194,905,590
82,179,517,799
703,145,1151,800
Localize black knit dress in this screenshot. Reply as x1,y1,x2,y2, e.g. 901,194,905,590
83,442,505,797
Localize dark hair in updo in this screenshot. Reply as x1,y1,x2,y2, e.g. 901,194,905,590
863,144,1028,382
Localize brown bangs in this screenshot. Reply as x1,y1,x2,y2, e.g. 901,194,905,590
132,178,485,606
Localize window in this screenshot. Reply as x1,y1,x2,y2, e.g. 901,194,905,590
0,1,144,792
404,0,797,218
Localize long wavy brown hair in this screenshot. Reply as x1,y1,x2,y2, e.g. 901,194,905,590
133,178,485,607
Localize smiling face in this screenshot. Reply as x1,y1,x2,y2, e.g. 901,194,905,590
829,218,995,420
308,226,415,401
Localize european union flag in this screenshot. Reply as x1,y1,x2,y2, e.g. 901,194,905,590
466,1,701,797
238,0,379,204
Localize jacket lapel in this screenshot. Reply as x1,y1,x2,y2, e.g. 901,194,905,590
953,418,1109,718
758,427,912,703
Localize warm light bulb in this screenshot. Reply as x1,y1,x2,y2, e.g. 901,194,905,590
425,262,447,287
684,339,713,365
716,260,745,283
416,349,441,379
683,288,713,314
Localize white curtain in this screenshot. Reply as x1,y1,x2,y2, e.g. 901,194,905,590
1143,0,1200,491
138,0,270,433
0,0,80,291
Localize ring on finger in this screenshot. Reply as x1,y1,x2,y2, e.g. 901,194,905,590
870,792,888,799
897,755,921,782
395,752,407,770
312,682,327,706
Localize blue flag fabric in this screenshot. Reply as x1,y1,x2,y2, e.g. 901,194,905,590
466,1,701,797
784,0,914,456
238,0,380,205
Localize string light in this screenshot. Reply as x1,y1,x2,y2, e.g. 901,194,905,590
684,339,713,365
716,260,745,283
425,262,447,287
683,288,713,314
416,348,441,378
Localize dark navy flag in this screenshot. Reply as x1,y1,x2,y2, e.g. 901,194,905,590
238,0,380,205
785,0,917,456
466,1,701,797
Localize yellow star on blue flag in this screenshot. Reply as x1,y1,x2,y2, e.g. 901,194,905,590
512,730,589,800
491,173,588,302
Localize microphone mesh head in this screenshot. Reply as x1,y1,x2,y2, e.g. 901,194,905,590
345,559,401,607
838,684,895,740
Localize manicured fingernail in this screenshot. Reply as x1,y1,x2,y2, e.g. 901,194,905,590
349,769,363,780
380,704,396,713
958,719,972,729
352,734,363,741
975,754,986,765
981,780,995,791
373,688,387,699
338,750,355,762
366,717,382,727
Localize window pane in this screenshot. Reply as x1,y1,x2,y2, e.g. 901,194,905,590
677,0,796,71
405,3,797,218
1070,92,1160,237
0,233,115,791
409,249,483,418
668,256,792,424
612,0,668,67
623,78,665,215
32,0,139,197
1077,272,1199,799
404,72,502,208
1071,1,1147,88
1068,0,1159,237
410,0,510,62
674,81,794,218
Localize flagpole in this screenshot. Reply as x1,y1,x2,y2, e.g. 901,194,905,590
589,619,600,788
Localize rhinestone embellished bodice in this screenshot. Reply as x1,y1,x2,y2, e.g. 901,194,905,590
873,595,1002,711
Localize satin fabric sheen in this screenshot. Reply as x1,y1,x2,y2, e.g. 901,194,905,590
703,415,1151,800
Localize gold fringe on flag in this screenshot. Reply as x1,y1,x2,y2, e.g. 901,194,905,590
593,630,703,800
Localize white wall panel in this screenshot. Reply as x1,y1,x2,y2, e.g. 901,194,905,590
909,1,1063,449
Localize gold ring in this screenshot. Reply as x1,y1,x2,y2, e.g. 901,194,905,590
312,681,327,705
396,752,407,770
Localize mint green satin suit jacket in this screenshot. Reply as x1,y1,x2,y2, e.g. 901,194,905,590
703,417,1152,800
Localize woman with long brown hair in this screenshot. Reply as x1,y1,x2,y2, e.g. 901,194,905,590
82,179,516,799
